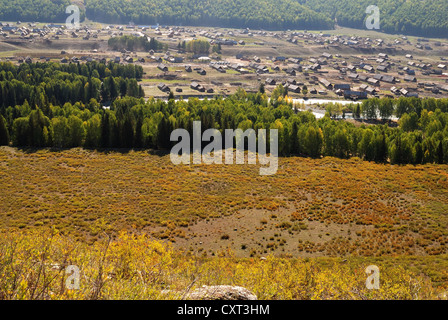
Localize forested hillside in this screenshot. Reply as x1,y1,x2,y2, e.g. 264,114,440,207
302,0,448,37
86,0,333,30
0,0,447,37
1,62,448,164
0,0,83,23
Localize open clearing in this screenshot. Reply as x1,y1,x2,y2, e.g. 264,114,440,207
1,147,447,259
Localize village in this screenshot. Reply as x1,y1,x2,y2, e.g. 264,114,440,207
1,20,448,103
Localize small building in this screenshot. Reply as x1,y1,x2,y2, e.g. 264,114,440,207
169,56,184,63
318,78,333,89
358,75,368,82
399,88,409,96
285,68,296,76
157,63,168,72
359,84,368,91
365,86,376,95
343,90,367,99
265,78,276,85
157,83,170,93
190,82,205,92
373,74,383,81
363,65,374,72
377,65,388,72
333,84,350,91
382,75,396,83
404,75,417,82
288,84,301,93
367,78,380,86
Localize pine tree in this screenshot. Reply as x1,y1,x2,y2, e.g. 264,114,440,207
0,114,9,146
101,112,110,148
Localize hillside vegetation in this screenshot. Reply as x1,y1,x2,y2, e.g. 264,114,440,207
1,0,447,37
1,147,448,258
0,230,445,300
1,62,448,166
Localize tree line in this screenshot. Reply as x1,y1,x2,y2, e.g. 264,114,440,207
0,0,84,23
1,86,448,165
3,0,448,38
108,35,166,52
0,61,144,114
86,0,333,30
305,0,448,38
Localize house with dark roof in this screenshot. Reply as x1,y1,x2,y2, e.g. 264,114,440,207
318,78,332,89
157,83,170,93
343,90,367,99
287,84,301,93
265,78,276,85
367,78,380,86
377,65,388,72
404,75,417,82
157,63,168,72
334,84,351,91
285,68,296,76
381,75,396,83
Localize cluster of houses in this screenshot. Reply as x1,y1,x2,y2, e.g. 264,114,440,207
190,81,214,93
3,20,448,100
0,22,48,39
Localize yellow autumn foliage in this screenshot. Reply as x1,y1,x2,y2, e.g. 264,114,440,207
0,229,443,300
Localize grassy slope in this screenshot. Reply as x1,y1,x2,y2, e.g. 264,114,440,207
1,146,448,297
1,147,447,255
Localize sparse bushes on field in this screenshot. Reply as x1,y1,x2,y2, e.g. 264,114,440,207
0,230,442,300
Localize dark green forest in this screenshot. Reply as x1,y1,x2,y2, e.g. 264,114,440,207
108,35,166,52
86,0,333,30
0,0,84,23
0,61,144,108
1,0,447,37
301,0,448,37
1,62,448,164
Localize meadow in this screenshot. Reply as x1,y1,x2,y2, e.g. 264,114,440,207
1,146,448,298
0,230,445,300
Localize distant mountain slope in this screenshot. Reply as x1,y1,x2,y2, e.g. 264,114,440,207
0,0,447,37
0,0,74,22
301,0,448,37
85,0,333,30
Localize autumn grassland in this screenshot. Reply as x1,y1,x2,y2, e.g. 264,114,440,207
1,147,448,299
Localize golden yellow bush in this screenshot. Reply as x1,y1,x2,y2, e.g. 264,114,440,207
0,229,442,300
